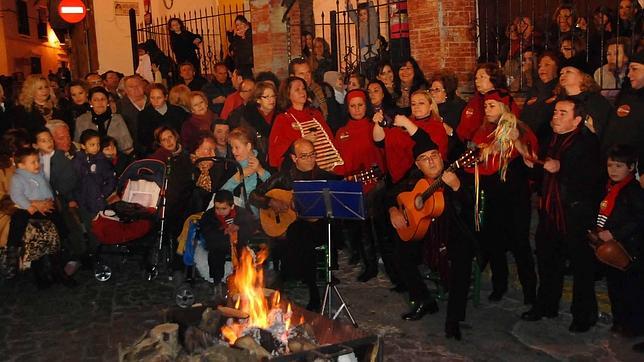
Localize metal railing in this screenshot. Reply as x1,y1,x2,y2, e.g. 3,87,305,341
131,4,251,78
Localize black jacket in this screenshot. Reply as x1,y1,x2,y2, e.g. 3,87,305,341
49,150,78,203
202,80,235,115
228,27,254,71
137,104,188,157
184,76,208,92
601,87,644,175
566,91,612,140
521,79,557,144
170,30,202,66
117,97,148,146
9,104,68,134
602,179,644,259
200,203,258,251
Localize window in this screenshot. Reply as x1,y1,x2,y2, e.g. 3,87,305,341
17,0,30,36
37,8,48,39
30,57,42,74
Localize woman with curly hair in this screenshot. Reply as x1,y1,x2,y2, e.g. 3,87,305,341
10,75,69,134
168,17,202,74
394,57,429,114
556,65,612,138
456,63,520,142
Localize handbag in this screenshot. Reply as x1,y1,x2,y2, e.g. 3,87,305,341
21,219,60,269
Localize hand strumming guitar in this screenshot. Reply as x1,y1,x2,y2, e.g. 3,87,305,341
268,198,290,213
388,207,407,229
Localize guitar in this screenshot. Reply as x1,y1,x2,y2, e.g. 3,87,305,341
260,166,383,237
395,150,478,242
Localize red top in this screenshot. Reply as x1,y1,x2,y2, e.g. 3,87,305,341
268,107,339,171
465,121,538,176
384,115,448,184
456,92,521,142
335,118,386,193
181,111,216,152
220,91,243,120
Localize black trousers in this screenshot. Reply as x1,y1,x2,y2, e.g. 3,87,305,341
271,219,326,285
394,238,430,301
535,220,597,324
203,233,240,282
606,264,644,333
472,175,537,298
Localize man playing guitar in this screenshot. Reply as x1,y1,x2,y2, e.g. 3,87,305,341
249,138,339,312
387,130,476,341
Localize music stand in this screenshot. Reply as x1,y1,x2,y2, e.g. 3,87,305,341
293,180,364,327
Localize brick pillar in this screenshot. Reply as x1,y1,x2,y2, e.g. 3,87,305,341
407,0,477,87
251,0,291,79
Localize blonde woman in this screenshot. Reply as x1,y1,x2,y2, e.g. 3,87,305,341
169,84,192,112
11,75,69,134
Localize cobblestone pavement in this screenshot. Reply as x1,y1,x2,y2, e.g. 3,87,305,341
1,251,643,361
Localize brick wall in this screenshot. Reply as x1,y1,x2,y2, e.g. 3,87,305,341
407,0,477,89
250,0,290,78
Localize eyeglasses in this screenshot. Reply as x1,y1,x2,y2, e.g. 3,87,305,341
259,95,276,99
429,88,445,93
416,153,440,163
297,151,316,160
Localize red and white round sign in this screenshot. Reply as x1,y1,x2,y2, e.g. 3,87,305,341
58,0,87,24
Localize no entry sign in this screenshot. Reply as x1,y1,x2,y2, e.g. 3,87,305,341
58,0,87,24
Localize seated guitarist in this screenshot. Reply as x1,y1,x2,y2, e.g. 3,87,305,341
249,138,339,311
387,131,476,341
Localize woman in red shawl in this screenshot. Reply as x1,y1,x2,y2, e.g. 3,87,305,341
456,63,521,143
268,76,342,173
463,89,538,304
181,91,217,152
335,89,387,283
373,89,448,184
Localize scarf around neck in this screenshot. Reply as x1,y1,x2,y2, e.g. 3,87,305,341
91,107,113,137
596,174,634,228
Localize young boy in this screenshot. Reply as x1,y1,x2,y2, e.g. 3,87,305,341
101,136,132,177
9,147,71,287
72,130,116,247
200,190,257,298
597,145,644,337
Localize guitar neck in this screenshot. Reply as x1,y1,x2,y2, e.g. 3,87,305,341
420,164,456,201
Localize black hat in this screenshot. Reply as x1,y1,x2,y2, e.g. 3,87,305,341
412,132,438,159
631,51,644,65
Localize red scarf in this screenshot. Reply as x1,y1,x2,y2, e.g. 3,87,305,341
541,127,580,234
596,175,634,228
216,207,237,231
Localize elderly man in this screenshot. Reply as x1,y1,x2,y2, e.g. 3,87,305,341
46,119,79,159
202,63,234,115
117,75,148,150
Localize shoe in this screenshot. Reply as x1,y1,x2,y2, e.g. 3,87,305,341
390,284,407,293
445,321,462,340
633,341,644,353
488,289,506,302
521,308,558,321
401,299,439,321
357,266,378,282
569,321,593,333
213,283,227,305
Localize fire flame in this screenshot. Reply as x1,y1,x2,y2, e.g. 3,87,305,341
221,246,304,345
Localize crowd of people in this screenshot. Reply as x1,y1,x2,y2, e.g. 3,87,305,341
0,0,642,350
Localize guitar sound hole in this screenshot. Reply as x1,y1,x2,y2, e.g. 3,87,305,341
414,196,424,210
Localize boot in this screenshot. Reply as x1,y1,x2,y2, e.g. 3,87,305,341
32,258,53,289
212,282,227,306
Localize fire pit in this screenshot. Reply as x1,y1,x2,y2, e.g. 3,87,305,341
119,247,382,361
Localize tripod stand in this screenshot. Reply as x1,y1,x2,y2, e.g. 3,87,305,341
293,180,364,328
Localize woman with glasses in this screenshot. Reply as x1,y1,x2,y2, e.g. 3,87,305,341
429,71,467,162
227,81,277,166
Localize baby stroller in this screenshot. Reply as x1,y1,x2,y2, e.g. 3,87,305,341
174,156,253,308
92,159,171,282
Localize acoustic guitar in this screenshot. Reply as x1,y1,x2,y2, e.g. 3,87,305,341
395,150,478,242
260,166,383,237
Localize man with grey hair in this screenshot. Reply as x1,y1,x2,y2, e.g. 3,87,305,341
117,74,148,150
46,119,79,159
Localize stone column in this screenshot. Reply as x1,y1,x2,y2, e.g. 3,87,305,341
407,0,477,85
